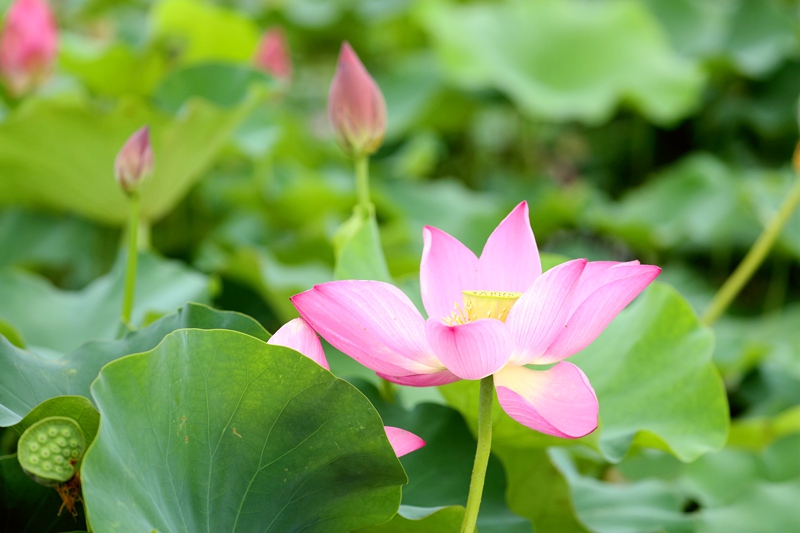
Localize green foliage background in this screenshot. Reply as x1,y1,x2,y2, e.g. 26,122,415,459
1,0,800,531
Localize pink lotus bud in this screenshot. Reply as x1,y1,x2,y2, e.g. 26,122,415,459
0,0,58,96
115,126,154,195
328,42,387,157
254,28,292,82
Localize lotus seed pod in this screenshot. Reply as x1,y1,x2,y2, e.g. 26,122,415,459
17,416,86,487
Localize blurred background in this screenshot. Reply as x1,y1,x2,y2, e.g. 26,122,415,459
0,0,797,395
2,0,800,426
2,0,800,529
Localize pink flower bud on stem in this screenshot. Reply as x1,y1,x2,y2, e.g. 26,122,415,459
115,126,153,334
115,126,153,196
328,42,387,158
0,0,58,96
254,27,292,82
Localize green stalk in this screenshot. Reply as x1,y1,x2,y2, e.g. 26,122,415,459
120,192,141,329
702,175,800,326
355,154,370,214
460,375,495,533
353,153,397,401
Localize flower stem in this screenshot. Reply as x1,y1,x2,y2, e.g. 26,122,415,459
120,191,141,329
355,154,370,213
379,377,397,404
702,174,800,326
461,375,494,533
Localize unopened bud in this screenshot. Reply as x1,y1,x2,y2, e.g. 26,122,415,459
0,0,58,96
254,27,291,82
115,126,153,195
327,42,387,157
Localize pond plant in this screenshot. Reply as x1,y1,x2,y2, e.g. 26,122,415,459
2,1,800,532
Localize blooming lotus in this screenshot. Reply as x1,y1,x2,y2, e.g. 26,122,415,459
267,317,425,457
292,202,660,438
0,0,57,96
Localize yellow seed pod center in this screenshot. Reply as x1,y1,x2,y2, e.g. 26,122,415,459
444,290,522,325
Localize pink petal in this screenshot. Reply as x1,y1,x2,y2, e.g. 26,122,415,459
495,362,598,438
566,260,641,316
425,318,512,380
267,317,329,370
420,226,479,320
478,201,542,292
384,426,426,457
505,258,587,366
377,369,461,386
291,281,443,377
540,264,661,363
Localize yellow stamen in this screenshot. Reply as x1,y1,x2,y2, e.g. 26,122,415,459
442,290,521,325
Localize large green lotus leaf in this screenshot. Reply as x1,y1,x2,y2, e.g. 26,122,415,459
0,454,88,532
9,396,99,447
0,91,260,225
497,447,587,532
588,155,760,252
550,448,691,533
697,480,800,533
355,381,531,533
0,303,268,427
645,0,797,77
441,283,728,463
60,39,167,98
0,209,116,286
153,63,273,115
567,435,800,533
0,252,211,354
150,0,259,64
571,283,728,462
417,0,704,124
81,329,407,532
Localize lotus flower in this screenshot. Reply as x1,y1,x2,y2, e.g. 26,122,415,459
0,0,58,96
267,317,425,457
328,42,386,157
292,202,661,438
254,27,291,81
115,126,153,195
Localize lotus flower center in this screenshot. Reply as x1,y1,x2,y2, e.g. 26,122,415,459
443,290,521,325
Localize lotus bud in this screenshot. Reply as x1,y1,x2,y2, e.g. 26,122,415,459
328,42,387,157
115,126,154,195
0,0,58,96
254,27,292,82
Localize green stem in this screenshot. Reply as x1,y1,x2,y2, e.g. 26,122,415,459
379,377,397,404
702,175,800,326
461,375,494,533
120,192,141,329
355,154,370,213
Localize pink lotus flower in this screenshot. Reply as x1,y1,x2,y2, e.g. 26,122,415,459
267,317,426,457
292,202,661,438
0,0,58,96
254,28,292,81
115,126,154,195
328,42,387,157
